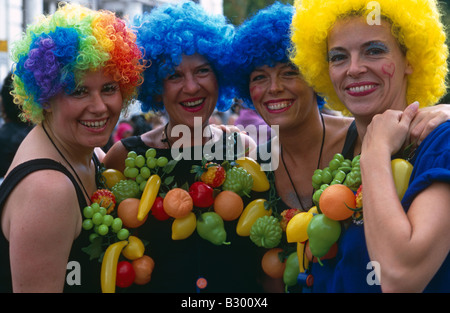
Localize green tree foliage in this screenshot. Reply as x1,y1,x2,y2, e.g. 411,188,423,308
223,0,293,25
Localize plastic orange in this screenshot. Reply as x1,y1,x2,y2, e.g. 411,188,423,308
117,198,147,228
261,248,286,279
213,190,244,221
163,188,193,218
319,184,356,221
132,255,155,285
101,169,126,189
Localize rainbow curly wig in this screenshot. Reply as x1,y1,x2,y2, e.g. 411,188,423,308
132,1,235,112
291,0,448,114
11,2,146,124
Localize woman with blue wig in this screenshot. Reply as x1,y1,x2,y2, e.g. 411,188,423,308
231,1,450,293
231,2,355,214
104,1,261,293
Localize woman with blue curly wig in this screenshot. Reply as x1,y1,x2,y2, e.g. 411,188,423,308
0,3,145,292
291,0,450,292
103,1,262,293
231,2,353,212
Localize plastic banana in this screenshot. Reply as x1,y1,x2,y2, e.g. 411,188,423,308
101,240,128,293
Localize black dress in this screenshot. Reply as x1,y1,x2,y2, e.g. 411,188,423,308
0,157,102,293
120,134,264,293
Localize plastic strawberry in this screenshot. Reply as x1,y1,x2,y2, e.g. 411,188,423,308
191,159,226,188
222,166,253,197
91,189,116,214
279,208,301,232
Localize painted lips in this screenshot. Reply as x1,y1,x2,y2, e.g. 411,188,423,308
180,98,205,112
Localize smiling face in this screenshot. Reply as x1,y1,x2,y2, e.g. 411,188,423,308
249,62,317,129
162,54,218,129
327,16,413,120
46,69,123,149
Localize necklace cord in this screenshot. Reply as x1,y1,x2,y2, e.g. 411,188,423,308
161,122,214,149
42,123,91,201
280,112,325,211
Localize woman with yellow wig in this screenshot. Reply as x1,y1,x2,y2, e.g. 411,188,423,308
291,0,449,292
0,3,145,292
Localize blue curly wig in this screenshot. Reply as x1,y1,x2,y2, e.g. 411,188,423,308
133,1,235,113
230,2,324,109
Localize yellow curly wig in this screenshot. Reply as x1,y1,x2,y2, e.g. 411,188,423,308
290,0,448,114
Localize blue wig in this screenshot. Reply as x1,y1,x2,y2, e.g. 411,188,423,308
133,1,235,113
230,2,324,109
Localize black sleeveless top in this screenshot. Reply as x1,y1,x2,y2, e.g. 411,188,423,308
341,120,358,160
0,157,102,292
118,133,264,293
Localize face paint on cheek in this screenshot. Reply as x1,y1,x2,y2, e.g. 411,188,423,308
382,63,395,78
249,85,262,103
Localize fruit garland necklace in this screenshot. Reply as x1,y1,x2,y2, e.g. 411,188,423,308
42,123,91,202
280,112,325,212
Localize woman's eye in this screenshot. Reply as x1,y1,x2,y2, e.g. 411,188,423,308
70,87,88,97
102,84,119,94
283,70,299,77
198,67,212,74
167,72,181,81
328,52,347,63
250,74,266,82
365,42,389,56
366,47,388,56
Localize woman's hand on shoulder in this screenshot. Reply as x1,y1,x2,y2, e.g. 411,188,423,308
210,124,257,157
363,102,419,157
409,103,450,146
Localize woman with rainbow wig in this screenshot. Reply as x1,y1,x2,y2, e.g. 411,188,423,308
291,0,450,292
0,3,145,292
103,1,262,293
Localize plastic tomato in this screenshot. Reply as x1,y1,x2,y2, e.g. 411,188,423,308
151,196,170,221
116,261,136,288
189,182,214,208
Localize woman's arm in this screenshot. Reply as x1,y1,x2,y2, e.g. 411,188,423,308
5,170,81,292
102,141,130,172
360,104,450,292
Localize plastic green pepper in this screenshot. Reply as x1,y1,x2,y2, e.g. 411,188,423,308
197,212,230,245
283,252,300,289
307,214,341,265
